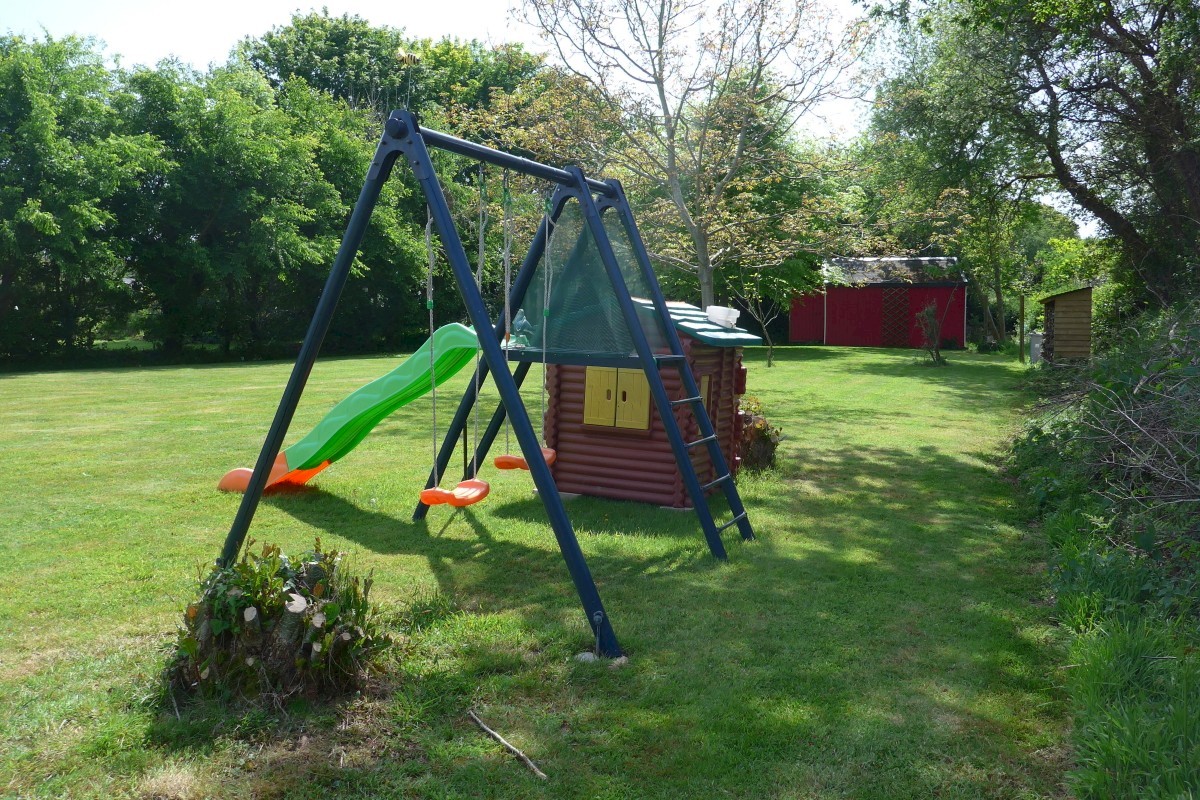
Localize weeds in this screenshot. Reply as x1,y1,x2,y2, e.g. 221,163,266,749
1011,302,1200,797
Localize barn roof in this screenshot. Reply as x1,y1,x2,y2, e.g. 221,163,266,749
634,300,762,347
823,257,965,287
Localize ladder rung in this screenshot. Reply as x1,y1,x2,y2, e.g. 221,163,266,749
685,434,718,449
671,395,703,407
701,474,731,491
655,354,686,365
716,512,748,533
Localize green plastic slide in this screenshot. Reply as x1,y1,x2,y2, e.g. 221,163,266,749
218,323,479,492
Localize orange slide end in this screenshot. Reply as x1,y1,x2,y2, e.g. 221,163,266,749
217,452,331,493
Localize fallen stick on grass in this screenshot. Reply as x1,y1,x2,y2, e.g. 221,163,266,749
467,709,548,780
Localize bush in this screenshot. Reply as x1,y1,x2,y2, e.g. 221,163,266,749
916,300,947,365
1013,302,1200,559
1010,301,1200,798
170,539,386,704
738,395,782,472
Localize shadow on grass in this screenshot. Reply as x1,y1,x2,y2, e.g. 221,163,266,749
142,350,1060,798
263,489,714,615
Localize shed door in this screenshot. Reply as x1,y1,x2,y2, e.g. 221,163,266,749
881,286,910,347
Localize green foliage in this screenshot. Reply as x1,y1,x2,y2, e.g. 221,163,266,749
1010,303,1200,797
237,11,542,118
885,0,1200,307
1068,616,1200,798
0,25,541,364
171,539,387,703
0,34,162,358
915,300,948,365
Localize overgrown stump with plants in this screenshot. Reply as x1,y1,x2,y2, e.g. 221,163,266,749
170,539,386,704
738,396,783,472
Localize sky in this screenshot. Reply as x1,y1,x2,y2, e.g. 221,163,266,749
3,0,873,135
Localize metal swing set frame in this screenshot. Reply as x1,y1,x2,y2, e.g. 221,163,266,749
216,109,755,657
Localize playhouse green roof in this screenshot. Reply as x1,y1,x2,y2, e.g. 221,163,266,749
635,300,762,347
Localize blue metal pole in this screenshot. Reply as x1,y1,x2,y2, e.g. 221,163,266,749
419,127,615,197
389,111,622,657
571,170,730,558
217,138,400,567
602,183,755,543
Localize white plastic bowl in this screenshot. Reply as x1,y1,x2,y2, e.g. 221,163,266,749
706,305,739,328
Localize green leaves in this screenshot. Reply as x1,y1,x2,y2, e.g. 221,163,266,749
0,34,159,357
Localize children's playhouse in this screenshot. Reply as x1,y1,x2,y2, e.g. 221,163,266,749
545,302,758,507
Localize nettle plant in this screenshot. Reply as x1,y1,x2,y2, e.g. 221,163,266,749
171,539,386,703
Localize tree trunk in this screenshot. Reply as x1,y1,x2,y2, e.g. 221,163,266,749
973,281,1001,342
694,226,715,309
992,263,1005,343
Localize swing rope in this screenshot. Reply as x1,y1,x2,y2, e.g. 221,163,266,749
471,162,488,478
492,187,556,472
502,170,513,456
425,207,440,488
540,193,554,446
419,196,490,509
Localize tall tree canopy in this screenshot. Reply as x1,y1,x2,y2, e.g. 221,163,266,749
238,11,543,119
0,35,162,358
876,0,1200,308
522,0,869,308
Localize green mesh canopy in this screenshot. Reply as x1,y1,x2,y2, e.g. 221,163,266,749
512,200,671,357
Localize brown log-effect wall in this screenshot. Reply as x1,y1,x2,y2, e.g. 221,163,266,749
545,334,747,508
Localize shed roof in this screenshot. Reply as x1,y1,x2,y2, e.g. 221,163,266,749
823,257,965,287
634,300,762,347
1038,286,1093,304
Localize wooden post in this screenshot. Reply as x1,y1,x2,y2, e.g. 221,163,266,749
1019,294,1026,363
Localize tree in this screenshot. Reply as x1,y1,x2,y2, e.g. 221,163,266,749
0,35,161,358
715,139,858,365
116,63,363,355
879,0,1200,308
522,0,868,308
237,11,409,114
238,11,543,120
867,14,1056,343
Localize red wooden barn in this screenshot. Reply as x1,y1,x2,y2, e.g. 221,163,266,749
544,301,760,508
790,257,968,348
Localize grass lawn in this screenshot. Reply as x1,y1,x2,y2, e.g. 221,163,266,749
0,345,1067,799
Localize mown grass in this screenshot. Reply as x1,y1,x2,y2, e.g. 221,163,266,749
0,346,1067,798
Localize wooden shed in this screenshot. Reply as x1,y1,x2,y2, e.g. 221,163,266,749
1039,287,1092,361
544,301,760,508
790,257,967,348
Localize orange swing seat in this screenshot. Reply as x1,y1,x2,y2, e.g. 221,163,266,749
420,478,490,508
494,447,557,471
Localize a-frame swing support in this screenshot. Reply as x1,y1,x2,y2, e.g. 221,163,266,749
217,110,755,660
